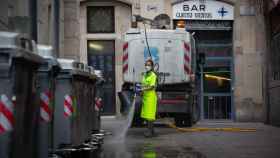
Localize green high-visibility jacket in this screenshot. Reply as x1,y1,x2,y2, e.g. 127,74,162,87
141,71,157,121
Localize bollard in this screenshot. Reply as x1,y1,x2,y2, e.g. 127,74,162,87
36,45,61,158
0,32,44,158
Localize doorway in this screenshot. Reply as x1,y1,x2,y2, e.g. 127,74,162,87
202,58,233,119
87,40,116,115
195,30,234,120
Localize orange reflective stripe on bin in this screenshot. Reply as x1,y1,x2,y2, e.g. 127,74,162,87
0,94,15,134
95,97,102,111
64,95,74,117
40,91,52,122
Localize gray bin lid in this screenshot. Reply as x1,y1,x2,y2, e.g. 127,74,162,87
0,31,44,64
37,44,54,58
85,65,97,80
57,58,76,70
57,58,90,77
94,70,103,79
94,70,105,82
0,32,19,49
37,45,61,71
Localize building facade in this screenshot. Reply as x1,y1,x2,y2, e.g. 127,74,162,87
79,0,132,115
0,0,65,56
1,0,278,124
0,0,35,36
77,0,269,122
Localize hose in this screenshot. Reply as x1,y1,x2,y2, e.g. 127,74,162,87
143,22,160,73
143,23,152,59
166,123,257,132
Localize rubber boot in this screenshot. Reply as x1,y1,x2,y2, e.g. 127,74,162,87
144,121,155,137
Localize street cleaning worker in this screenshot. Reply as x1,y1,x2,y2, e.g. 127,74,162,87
140,59,157,137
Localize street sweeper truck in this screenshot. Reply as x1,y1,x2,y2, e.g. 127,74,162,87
119,28,199,127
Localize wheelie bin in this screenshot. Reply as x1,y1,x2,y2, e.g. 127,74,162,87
36,45,61,158
54,59,92,150
0,32,44,158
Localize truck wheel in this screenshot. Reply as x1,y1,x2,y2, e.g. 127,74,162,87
183,115,193,127
175,117,183,127
175,114,192,127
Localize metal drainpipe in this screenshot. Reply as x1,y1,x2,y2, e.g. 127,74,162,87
53,0,60,58
30,0,37,42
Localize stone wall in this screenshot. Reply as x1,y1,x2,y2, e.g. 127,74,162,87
0,0,10,31
63,0,80,60
0,0,31,34
233,0,266,122
36,0,64,56
37,0,52,45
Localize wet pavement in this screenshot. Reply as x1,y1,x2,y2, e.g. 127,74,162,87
95,118,280,158
89,117,206,158
97,142,206,158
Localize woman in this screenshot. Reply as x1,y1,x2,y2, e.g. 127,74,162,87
141,59,157,137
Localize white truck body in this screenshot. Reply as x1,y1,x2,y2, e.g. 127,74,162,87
120,29,199,127
123,28,194,84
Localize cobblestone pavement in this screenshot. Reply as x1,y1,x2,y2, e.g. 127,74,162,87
99,118,280,158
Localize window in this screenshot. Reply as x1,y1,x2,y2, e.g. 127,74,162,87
87,6,115,33
87,40,115,71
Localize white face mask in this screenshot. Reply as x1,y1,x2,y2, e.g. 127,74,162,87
145,66,152,72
